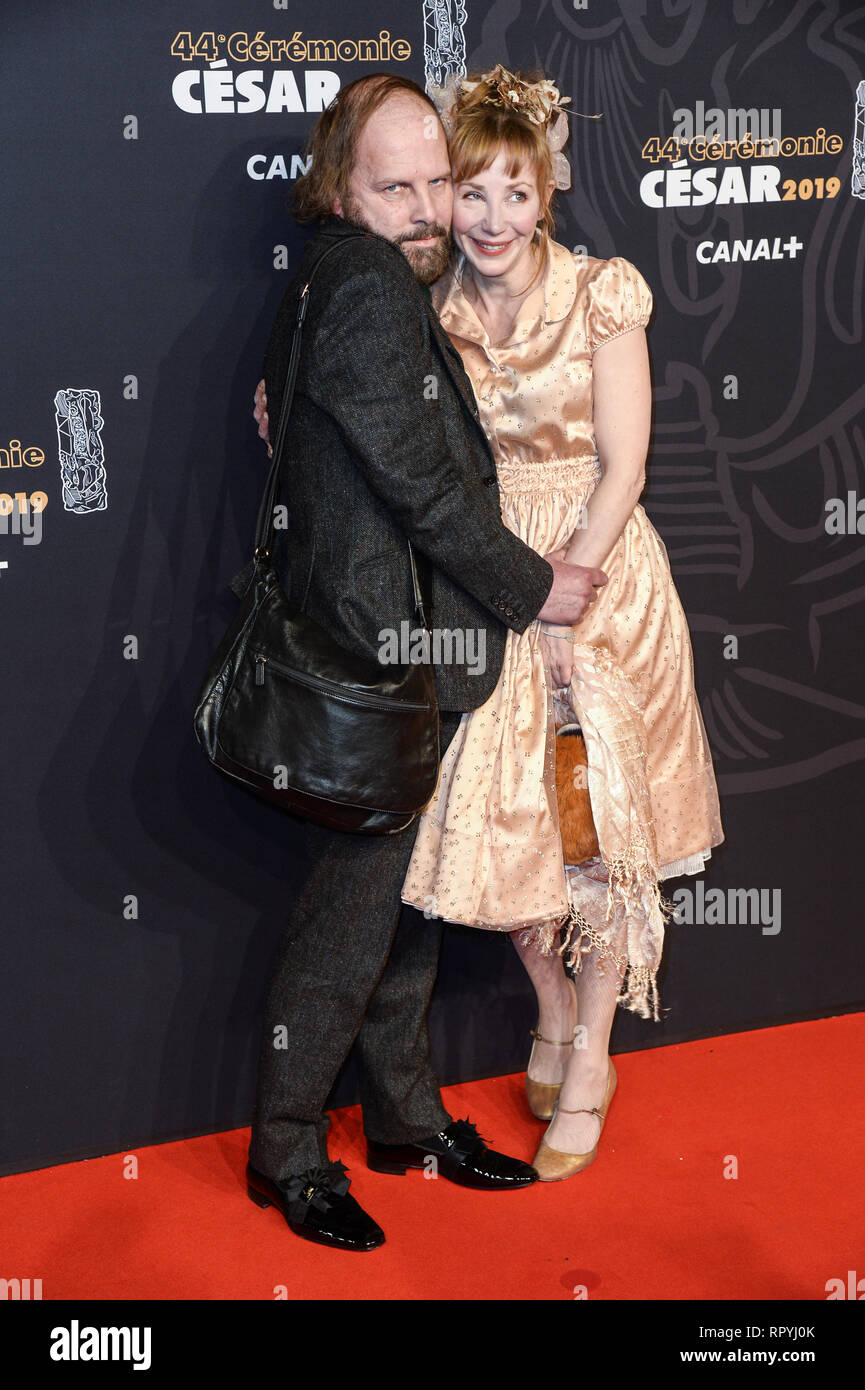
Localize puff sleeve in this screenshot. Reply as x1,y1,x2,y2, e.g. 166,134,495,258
585,256,653,354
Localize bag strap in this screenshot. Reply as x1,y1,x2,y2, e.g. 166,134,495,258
252,233,430,630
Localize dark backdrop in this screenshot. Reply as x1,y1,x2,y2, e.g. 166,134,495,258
2,0,864,1175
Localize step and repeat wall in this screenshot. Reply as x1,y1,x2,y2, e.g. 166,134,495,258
2,0,864,1173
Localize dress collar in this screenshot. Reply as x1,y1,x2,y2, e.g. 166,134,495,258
432,238,578,348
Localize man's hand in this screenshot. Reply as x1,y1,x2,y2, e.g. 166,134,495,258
254,379,272,457
538,559,607,624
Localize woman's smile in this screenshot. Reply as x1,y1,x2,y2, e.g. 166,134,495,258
468,236,517,256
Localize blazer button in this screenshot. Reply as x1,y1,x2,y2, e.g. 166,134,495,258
482,475,496,486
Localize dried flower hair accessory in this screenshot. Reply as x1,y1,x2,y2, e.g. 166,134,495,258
428,65,601,192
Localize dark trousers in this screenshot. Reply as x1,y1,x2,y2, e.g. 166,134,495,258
249,711,462,1179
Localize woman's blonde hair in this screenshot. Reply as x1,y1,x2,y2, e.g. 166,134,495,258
447,70,558,289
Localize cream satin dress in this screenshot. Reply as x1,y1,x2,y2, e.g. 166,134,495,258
401,241,724,1018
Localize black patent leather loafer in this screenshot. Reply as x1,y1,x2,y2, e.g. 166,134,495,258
366,1118,538,1189
246,1160,385,1250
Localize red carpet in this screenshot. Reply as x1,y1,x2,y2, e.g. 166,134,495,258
3,1015,863,1301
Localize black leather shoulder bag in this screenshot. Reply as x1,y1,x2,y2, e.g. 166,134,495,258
193,235,440,834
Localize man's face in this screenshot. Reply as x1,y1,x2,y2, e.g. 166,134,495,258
333,93,453,283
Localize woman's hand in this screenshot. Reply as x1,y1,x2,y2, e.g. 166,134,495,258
253,379,272,457
539,624,574,689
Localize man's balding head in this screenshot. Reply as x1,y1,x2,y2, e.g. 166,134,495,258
294,75,453,283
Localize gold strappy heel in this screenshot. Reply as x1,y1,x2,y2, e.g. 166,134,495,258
532,1061,617,1180
525,1025,575,1120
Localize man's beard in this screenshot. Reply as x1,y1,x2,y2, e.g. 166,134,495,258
341,196,452,284
393,223,453,284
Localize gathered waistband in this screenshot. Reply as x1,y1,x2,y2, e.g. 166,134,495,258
495,456,601,496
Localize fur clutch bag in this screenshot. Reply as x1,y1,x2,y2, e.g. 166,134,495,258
555,721,600,865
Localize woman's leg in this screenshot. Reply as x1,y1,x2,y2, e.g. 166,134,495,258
542,893,627,1153
510,928,577,1084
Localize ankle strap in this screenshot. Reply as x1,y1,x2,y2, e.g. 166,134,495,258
530,1026,574,1046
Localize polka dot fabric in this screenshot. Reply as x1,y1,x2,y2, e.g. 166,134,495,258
402,242,723,1013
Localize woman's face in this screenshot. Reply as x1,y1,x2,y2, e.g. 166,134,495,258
451,147,549,281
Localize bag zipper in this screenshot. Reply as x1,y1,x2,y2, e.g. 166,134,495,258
252,651,430,712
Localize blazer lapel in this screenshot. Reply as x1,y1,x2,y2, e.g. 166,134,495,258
423,300,494,460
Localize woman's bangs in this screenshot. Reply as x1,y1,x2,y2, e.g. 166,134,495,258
450,119,540,185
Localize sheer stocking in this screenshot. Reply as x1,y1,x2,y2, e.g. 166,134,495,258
510,929,577,1085
514,858,628,1151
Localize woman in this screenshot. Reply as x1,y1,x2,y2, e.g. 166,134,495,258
400,67,723,1179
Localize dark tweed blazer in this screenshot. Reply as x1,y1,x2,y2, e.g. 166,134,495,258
260,215,553,712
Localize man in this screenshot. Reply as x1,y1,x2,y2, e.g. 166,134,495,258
246,72,605,1251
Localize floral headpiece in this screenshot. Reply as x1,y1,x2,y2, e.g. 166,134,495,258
429,64,601,193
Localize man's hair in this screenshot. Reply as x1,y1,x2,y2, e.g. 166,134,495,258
293,73,441,224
